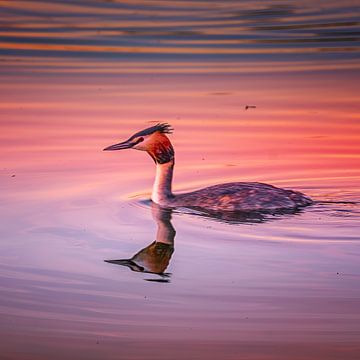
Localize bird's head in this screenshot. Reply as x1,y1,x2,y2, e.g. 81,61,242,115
103,123,174,164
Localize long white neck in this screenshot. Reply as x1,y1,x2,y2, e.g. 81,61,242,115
151,160,174,205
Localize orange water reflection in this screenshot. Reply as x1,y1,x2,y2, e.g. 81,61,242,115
1,1,360,359
1,72,359,200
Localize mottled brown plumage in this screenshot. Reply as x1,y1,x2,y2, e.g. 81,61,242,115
168,182,312,212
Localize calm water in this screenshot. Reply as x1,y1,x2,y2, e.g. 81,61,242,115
1,1,360,359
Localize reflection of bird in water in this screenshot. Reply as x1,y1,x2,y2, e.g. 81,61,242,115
104,123,312,212
105,203,175,281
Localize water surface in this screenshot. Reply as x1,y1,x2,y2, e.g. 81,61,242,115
0,1,360,359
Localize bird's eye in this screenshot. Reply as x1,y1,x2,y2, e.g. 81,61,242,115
133,137,144,145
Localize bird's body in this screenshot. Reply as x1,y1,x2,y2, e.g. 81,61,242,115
165,182,312,212
104,123,313,212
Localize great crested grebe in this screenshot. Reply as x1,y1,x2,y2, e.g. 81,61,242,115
104,123,313,212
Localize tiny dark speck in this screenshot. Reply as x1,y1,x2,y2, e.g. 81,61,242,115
11,174,16,177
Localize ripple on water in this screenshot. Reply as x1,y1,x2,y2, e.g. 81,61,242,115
126,192,360,244
0,1,360,358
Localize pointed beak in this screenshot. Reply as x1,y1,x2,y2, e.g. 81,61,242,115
104,259,145,272
103,140,133,151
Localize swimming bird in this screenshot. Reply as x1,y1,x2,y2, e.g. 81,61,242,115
104,123,312,212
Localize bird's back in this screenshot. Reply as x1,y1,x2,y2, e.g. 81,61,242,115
169,182,313,212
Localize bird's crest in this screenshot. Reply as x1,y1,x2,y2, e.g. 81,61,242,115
131,123,173,139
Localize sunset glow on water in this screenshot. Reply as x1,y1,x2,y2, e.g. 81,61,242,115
1,1,360,359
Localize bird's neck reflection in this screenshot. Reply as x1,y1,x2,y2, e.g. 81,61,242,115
105,203,175,282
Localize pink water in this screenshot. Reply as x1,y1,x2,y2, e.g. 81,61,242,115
0,1,360,359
